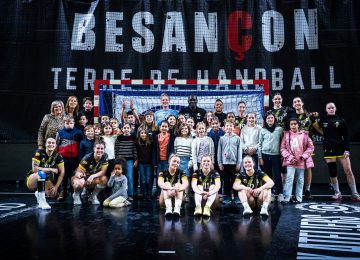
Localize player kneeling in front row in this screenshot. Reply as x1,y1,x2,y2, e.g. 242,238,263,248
103,157,131,208
71,140,108,205
158,154,189,217
233,156,274,216
26,137,65,209
192,155,221,217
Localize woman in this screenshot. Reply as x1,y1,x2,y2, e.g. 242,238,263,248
233,155,274,216
280,118,314,204
292,97,321,200
258,113,283,201
317,102,360,201
267,93,295,130
158,154,189,217
37,100,65,149
65,96,79,119
192,155,221,217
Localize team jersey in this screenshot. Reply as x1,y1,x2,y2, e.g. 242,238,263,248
235,116,247,129
158,169,187,186
267,106,295,129
318,114,350,151
192,169,220,190
31,149,64,181
235,170,268,189
297,112,317,132
78,152,109,178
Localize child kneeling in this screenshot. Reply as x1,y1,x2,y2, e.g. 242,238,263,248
103,157,131,208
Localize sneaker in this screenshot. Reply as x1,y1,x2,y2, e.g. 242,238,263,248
243,206,253,216
331,192,342,201
57,190,67,201
260,206,269,216
35,191,40,204
89,193,100,205
222,196,231,204
73,192,82,205
123,200,132,206
351,193,360,202
194,205,202,216
203,205,211,217
304,190,313,200
36,191,51,210
81,188,89,200
165,207,173,216
173,206,181,217
281,200,289,206
277,193,284,203
291,199,301,204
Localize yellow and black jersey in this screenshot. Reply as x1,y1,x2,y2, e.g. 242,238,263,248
158,169,186,186
235,170,268,189
192,169,220,191
78,152,108,178
32,149,64,169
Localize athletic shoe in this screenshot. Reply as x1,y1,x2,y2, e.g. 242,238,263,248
202,205,211,217
35,191,40,204
36,191,51,210
260,206,269,216
110,202,124,208
222,196,231,204
173,206,181,216
304,190,313,200
81,188,89,200
194,205,202,216
331,192,342,201
351,193,360,202
243,206,253,216
277,193,284,203
123,200,132,206
89,193,100,205
73,192,82,205
165,207,173,216
281,200,289,206
291,199,301,204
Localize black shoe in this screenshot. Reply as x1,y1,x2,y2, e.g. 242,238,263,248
281,200,289,206
304,190,313,200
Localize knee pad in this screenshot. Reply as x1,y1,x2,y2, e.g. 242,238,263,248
327,162,337,178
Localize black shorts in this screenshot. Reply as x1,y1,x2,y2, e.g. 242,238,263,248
324,146,345,159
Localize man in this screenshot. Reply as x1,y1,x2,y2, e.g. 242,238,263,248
154,93,178,126
26,137,65,209
179,95,206,124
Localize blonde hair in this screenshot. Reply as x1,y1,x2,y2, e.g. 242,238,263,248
65,96,79,114
50,100,65,116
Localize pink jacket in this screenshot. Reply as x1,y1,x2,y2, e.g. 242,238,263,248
280,130,315,169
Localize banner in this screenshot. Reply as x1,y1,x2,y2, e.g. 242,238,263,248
0,0,359,141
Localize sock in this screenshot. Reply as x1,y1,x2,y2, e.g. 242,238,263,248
332,182,340,193
175,198,182,208
242,201,250,208
165,198,172,209
305,185,311,192
262,202,269,209
349,183,358,195
37,180,45,192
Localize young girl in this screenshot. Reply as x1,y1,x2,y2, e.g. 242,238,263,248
174,123,193,201
94,123,102,141
115,123,138,200
110,117,121,135
101,122,117,179
225,112,240,136
77,112,88,132
203,111,214,133
153,120,175,197
178,114,186,125
167,114,178,135
139,110,158,140
136,127,153,200
103,157,131,208
186,117,196,138
280,118,314,204
191,122,214,172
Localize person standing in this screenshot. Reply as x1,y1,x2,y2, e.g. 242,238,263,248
179,95,206,124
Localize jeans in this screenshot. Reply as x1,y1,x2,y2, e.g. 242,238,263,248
139,163,152,195
261,153,282,194
283,167,305,202
126,160,134,197
179,156,191,178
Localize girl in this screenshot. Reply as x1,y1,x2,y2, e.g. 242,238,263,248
158,154,189,216
101,122,117,179
258,113,284,201
103,157,131,208
191,122,214,172
138,110,158,140
167,114,178,135
226,112,240,136
235,101,247,130
174,123,193,201
110,117,121,135
94,123,102,141
317,102,360,201
280,118,314,204
77,112,88,132
203,111,214,133
153,120,175,197
178,114,186,125
136,127,153,200
115,123,138,200
186,117,196,138
192,155,221,217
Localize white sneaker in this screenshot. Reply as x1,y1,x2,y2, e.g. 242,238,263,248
173,206,181,216
165,207,173,216
123,200,132,206
277,193,284,203
89,193,100,205
73,192,82,205
260,206,269,216
37,191,51,210
243,206,253,216
35,191,40,204
331,192,342,201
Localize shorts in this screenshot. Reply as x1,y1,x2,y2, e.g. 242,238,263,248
324,146,345,159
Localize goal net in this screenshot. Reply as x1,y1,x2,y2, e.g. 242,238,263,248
94,79,269,125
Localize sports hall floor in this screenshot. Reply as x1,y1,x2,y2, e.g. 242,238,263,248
1,182,359,260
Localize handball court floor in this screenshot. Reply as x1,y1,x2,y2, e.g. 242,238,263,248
1,182,360,260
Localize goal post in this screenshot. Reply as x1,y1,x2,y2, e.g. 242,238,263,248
93,79,270,125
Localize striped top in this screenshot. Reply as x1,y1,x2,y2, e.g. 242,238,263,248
174,137,193,158
115,135,137,160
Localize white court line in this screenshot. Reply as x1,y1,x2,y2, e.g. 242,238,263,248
0,192,33,195
158,250,176,254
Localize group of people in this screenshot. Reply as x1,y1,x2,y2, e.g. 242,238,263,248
27,92,360,218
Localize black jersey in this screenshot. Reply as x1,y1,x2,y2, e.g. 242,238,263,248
192,169,220,190
158,169,187,186
78,152,109,178
235,170,268,189
319,114,350,151
267,106,295,129
179,106,206,124
235,116,247,129
32,149,64,169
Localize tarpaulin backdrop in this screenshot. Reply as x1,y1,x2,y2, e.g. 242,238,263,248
0,0,360,141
